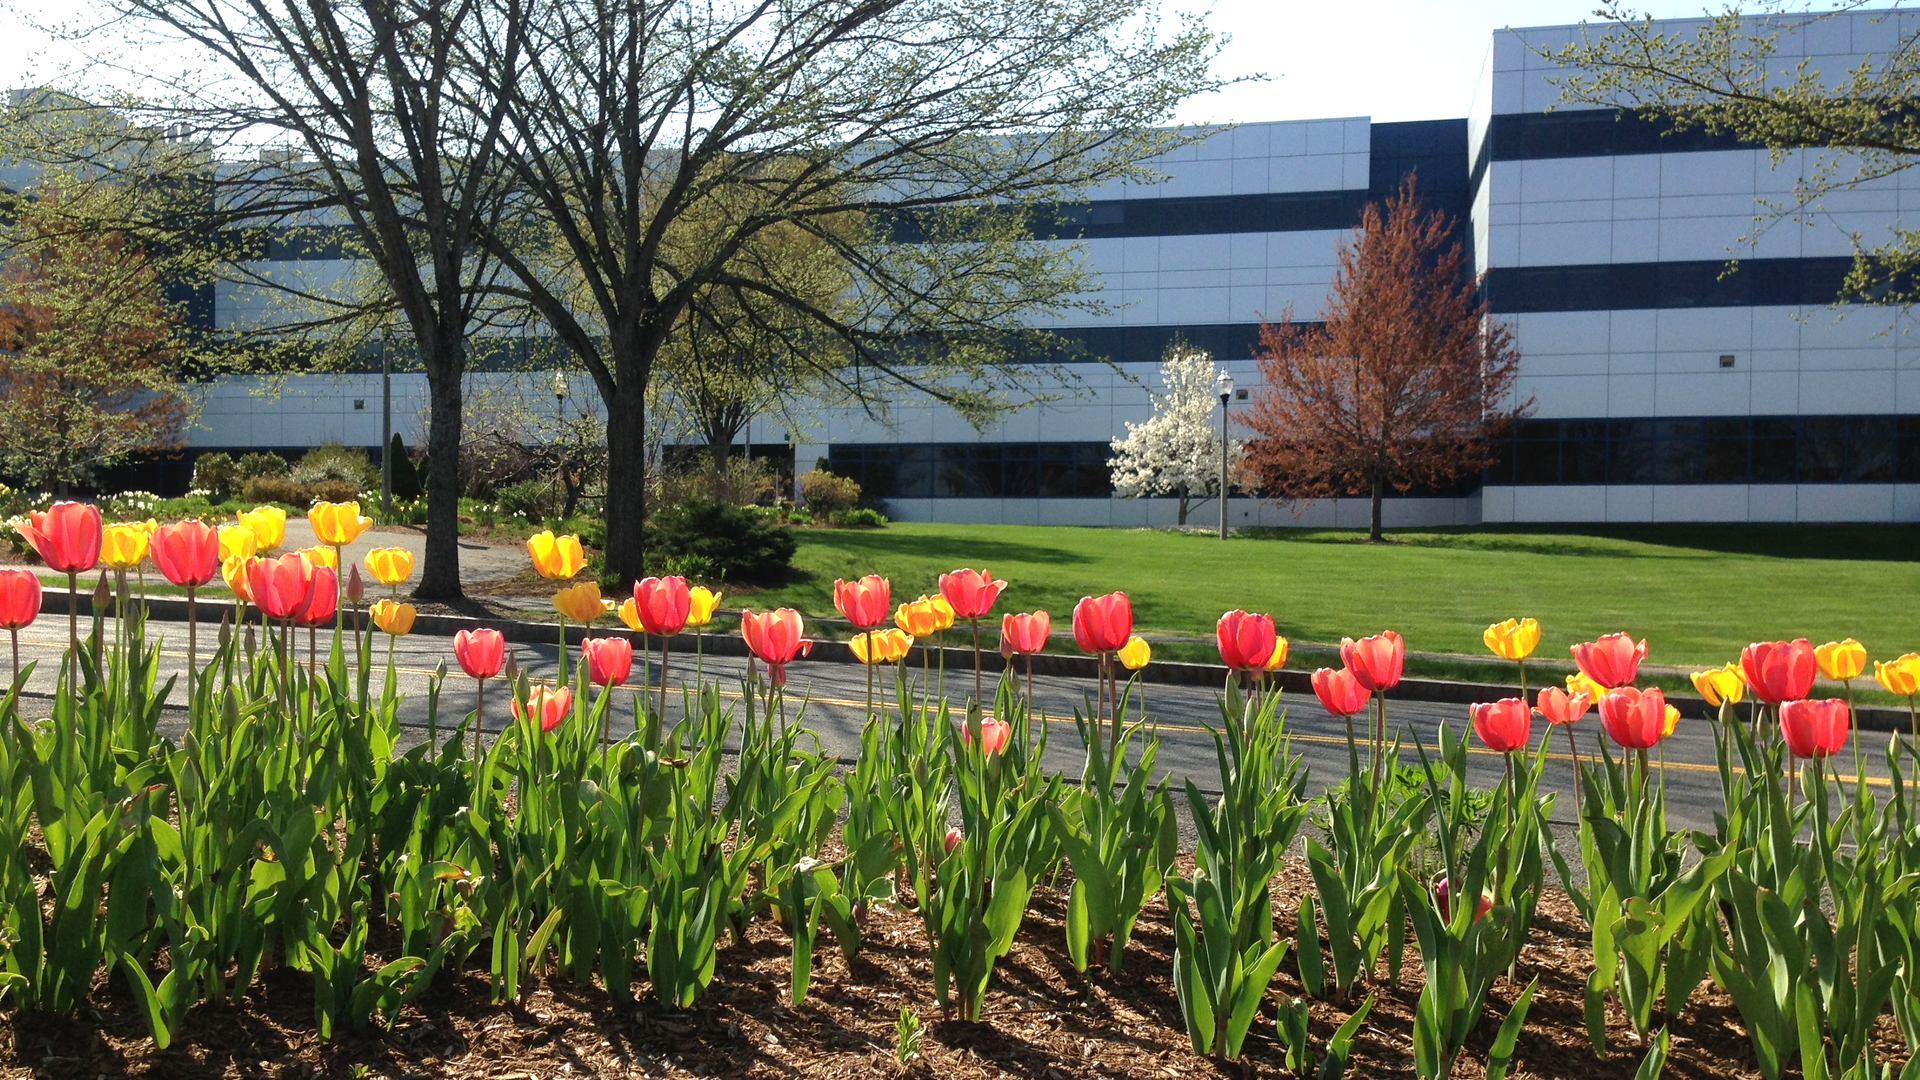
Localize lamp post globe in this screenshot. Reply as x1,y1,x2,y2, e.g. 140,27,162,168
1215,371,1234,540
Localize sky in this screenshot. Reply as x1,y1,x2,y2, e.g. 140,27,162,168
0,1,1847,127
1167,0,1833,125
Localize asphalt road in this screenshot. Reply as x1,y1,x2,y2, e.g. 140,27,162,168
7,612,1892,834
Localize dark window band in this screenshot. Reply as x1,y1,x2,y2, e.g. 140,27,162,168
886,189,1371,243
1488,414,1920,486
1486,257,1861,313
826,442,1115,499
1487,109,1764,162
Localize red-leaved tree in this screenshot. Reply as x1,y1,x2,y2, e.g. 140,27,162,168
1241,177,1529,541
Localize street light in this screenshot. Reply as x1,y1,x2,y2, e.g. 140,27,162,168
550,372,570,513
1215,370,1234,540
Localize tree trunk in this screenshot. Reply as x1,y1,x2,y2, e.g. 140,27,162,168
1176,485,1189,526
604,376,648,588
1369,472,1384,543
415,365,465,600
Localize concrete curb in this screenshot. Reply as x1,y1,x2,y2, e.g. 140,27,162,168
54,587,1918,733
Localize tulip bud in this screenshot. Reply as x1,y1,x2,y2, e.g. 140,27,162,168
218,609,232,648
1718,697,1738,727
93,572,111,607
346,565,365,604
943,827,962,855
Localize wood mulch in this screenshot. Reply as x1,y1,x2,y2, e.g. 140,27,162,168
0,856,1905,1079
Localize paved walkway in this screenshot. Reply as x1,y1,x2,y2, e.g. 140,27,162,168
261,520,531,588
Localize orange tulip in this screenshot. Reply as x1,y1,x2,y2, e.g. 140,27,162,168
1535,685,1591,726
150,520,220,587
1339,630,1404,692
963,716,1012,757
513,685,573,733
19,501,101,574
999,611,1050,656
939,568,1007,621
581,637,633,687
245,553,317,621
1311,667,1370,717
834,575,892,629
1570,633,1647,689
632,575,692,636
741,608,812,686
294,567,339,627
1598,686,1667,750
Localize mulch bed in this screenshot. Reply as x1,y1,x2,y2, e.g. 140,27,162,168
6,855,1899,1080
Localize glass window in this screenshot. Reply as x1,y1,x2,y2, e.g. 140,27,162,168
895,445,933,499
1751,438,1797,482
1002,444,1038,497
1609,438,1654,483
1562,437,1609,483
1514,440,1560,483
1703,438,1749,482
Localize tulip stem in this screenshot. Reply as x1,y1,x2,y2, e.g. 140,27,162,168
970,618,983,706
658,636,671,730
1024,653,1034,711
864,631,875,722
8,626,17,689
65,570,77,688
473,677,486,758
1564,724,1584,819
185,585,197,704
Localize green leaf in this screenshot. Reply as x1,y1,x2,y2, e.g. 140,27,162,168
1296,893,1325,998
1485,977,1538,1080
1634,1028,1670,1080
1317,993,1374,1080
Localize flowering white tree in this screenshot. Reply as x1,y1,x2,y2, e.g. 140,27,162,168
1108,344,1243,525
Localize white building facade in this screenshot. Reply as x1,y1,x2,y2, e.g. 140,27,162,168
146,9,1920,525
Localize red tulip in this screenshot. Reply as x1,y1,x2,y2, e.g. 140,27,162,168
1435,876,1494,922
1216,610,1278,671
1311,666,1371,717
294,567,338,627
939,568,1007,620
999,610,1050,656
513,685,573,733
1570,633,1647,689
1535,686,1591,726
1470,697,1532,753
581,636,634,687
834,575,892,629
1072,591,1133,654
741,608,813,686
1339,631,1404,692
963,716,1012,756
150,520,220,587
0,569,41,629
943,827,963,855
245,553,317,621
18,501,101,574
454,627,505,680
631,575,692,637
1598,686,1667,749
1740,639,1816,705
1779,698,1850,760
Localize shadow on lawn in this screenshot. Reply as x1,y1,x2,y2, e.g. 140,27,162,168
1246,523,1920,563
797,529,1095,567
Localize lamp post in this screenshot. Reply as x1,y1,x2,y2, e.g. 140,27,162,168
379,327,392,517
551,372,570,513
1215,370,1234,540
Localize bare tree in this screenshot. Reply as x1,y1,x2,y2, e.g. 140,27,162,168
464,0,1233,584
65,0,533,599
1241,178,1529,541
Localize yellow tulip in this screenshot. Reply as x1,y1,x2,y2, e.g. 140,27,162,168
553,580,612,622
1877,654,1920,697
239,505,287,552
617,597,643,634
526,530,585,580
298,545,337,569
309,501,372,547
894,595,954,637
100,523,149,570
1566,671,1608,703
222,554,253,602
370,599,416,635
1263,635,1290,672
218,523,258,562
365,546,414,586
1118,635,1152,670
1483,617,1541,661
1661,703,1681,738
1814,638,1867,682
688,585,722,627
136,518,159,535
1690,663,1745,708
851,627,913,665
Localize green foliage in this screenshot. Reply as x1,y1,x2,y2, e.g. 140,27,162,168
243,475,360,508
386,433,422,501
798,468,860,517
1048,679,1175,974
831,507,889,528
1167,684,1309,1058
494,478,554,522
191,452,240,501
894,1007,925,1065
236,451,289,480
643,496,797,582
292,442,377,490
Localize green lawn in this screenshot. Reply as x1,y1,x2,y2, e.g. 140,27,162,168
741,522,1920,671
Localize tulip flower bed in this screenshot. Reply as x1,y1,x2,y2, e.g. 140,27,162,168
4,503,1920,1079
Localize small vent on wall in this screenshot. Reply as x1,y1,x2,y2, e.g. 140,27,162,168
353,399,366,410
1719,354,1737,369
1234,388,1249,400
